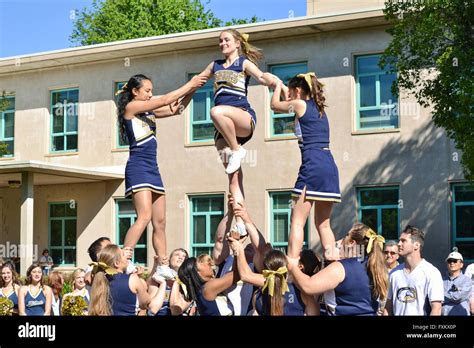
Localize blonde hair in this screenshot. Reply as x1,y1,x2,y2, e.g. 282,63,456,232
347,223,388,301
88,245,122,316
71,268,85,290
223,29,263,64
263,250,288,316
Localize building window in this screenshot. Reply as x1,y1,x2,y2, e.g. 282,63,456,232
355,54,398,130
49,202,77,266
50,88,79,152
116,199,147,265
0,95,14,157
114,82,129,148
190,194,224,256
188,74,214,143
451,183,474,263
269,62,308,137
357,186,400,241
269,191,308,253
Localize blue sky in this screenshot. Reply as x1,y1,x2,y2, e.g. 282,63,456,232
0,0,306,58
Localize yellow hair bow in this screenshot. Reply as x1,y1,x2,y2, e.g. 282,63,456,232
262,267,290,297
89,261,119,276
365,228,385,254
241,33,249,43
175,276,188,299
297,72,316,92
114,82,128,96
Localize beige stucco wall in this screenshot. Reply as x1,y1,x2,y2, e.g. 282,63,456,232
307,0,385,16
0,25,465,271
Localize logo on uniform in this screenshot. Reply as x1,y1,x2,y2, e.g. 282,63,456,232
396,287,417,303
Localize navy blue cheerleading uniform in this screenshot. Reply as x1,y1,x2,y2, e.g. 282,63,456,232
212,56,256,145
124,111,165,197
292,99,341,202
255,282,305,316
24,286,46,316
109,273,137,316
323,257,378,316
1,287,18,312
195,287,234,316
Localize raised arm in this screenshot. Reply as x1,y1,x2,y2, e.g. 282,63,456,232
130,273,151,310
197,61,215,79
169,280,192,316
125,75,207,117
287,257,344,295
202,258,240,301
243,60,279,86
270,80,306,116
212,206,233,265
228,236,265,287
147,276,167,314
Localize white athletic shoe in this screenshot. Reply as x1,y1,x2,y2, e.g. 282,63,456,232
153,265,177,281
233,222,248,237
225,146,247,174
125,260,137,275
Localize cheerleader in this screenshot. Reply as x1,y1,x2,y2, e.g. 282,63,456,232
270,73,341,261
0,262,21,314
18,263,52,316
63,268,90,307
197,29,285,236
116,74,207,271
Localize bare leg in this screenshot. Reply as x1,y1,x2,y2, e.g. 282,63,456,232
124,190,152,258
151,193,167,264
288,188,313,259
314,201,337,260
210,105,252,151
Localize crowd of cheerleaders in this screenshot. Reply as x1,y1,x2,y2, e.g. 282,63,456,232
1,28,472,317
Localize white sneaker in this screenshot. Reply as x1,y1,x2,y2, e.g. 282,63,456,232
125,260,137,275
154,265,176,281
225,146,246,174
233,222,248,237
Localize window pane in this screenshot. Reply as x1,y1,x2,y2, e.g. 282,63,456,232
50,249,62,265
359,76,376,107
67,89,79,103
52,91,68,105
193,247,212,257
119,218,131,244
455,185,474,202
119,132,129,146
359,109,397,129
380,74,397,105
50,204,65,217
360,189,398,206
4,112,14,138
357,56,380,75
66,135,77,150
273,116,295,135
273,213,289,243
210,197,224,212
53,136,64,151
273,194,291,210
64,248,76,264
134,247,147,264
50,220,62,246
193,215,206,243
455,206,474,238
193,123,214,141
381,208,398,240
454,242,474,261
52,113,64,133
193,198,209,213
361,209,377,231
192,92,207,122
118,200,135,215
210,215,222,244
66,113,78,132
270,63,307,84
64,220,76,246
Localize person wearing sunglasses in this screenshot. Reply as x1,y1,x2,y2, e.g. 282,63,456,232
384,240,400,271
442,251,472,316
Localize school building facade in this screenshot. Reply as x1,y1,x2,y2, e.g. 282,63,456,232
0,0,472,275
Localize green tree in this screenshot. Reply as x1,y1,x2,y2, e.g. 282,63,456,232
0,91,10,157
70,0,259,45
381,0,474,180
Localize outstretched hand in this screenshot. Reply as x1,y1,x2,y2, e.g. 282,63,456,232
189,75,208,89
227,235,244,255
